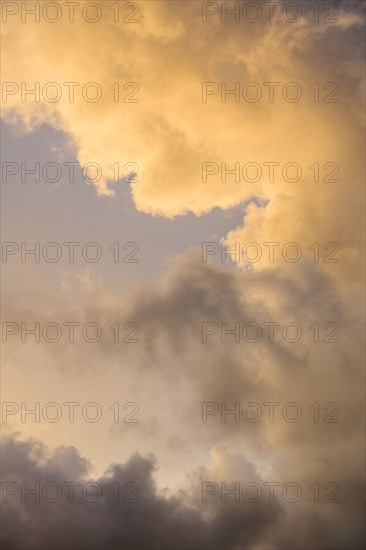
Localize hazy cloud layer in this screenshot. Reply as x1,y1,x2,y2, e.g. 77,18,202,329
3,251,364,542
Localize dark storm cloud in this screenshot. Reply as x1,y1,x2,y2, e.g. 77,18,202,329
2,435,365,550
1,436,282,550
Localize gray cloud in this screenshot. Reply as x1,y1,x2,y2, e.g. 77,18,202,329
1,436,283,550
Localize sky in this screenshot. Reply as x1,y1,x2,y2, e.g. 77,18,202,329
1,1,365,549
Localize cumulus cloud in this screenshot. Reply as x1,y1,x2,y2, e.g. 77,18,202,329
1,1,364,285
1,434,364,549
0,6,363,196
1,436,284,550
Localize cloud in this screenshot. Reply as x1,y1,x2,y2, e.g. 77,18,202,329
1,1,364,286
2,250,364,522
2,434,365,549
1,2,364,547
1,436,283,550
1,2,364,219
